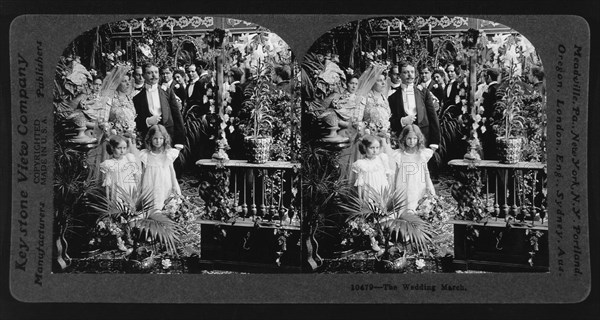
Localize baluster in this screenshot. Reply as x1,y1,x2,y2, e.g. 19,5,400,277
260,169,267,217
269,170,277,221
251,169,257,218
511,170,519,219
278,170,286,223
233,169,238,208
485,169,493,216
531,170,538,224
494,170,500,220
242,169,248,218
502,170,510,220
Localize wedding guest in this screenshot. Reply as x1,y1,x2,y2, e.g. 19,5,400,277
186,62,213,115
228,67,244,118
133,62,185,149
442,64,460,109
481,68,501,160
387,65,402,97
420,65,441,111
172,69,188,108
132,65,145,97
430,69,446,104
273,65,292,93
160,66,175,91
388,62,440,149
91,76,103,98
529,66,546,97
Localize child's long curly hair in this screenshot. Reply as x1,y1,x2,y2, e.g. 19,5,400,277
145,124,171,152
397,124,425,151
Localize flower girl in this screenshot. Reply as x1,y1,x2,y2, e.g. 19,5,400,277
99,135,140,200
388,124,436,212
351,134,393,251
139,125,182,210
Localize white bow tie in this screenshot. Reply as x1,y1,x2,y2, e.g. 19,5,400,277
401,84,414,92
146,84,159,92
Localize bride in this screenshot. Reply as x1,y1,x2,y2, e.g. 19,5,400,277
107,72,137,151
362,68,391,139
338,63,389,182
86,64,136,181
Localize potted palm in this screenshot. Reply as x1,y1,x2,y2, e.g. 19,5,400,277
243,62,275,163
495,63,526,164
338,186,434,272
88,186,181,272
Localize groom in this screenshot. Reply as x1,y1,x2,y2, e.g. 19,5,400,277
133,62,186,148
388,62,440,150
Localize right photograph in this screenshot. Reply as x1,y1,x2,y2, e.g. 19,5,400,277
301,16,548,273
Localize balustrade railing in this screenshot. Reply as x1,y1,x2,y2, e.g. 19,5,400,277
196,159,301,229
448,159,548,229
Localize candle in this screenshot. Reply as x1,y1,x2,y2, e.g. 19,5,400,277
170,25,173,35
129,26,132,36
141,22,144,33
387,25,390,36
399,21,403,32
428,24,432,34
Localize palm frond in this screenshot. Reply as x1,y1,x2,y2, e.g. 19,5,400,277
337,184,433,254
382,212,434,254
134,209,180,255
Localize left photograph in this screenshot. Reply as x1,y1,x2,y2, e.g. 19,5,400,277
53,16,301,274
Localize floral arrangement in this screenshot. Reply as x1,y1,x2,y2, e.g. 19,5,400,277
339,216,377,249
101,49,128,71
163,193,202,224
415,193,455,257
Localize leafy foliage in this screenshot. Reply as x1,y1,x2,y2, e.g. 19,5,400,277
87,186,181,255
197,164,239,221
494,62,526,141
450,164,488,222
239,61,275,138
337,185,434,257
301,143,353,241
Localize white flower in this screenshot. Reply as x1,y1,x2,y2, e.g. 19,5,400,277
376,49,382,56
433,84,438,89
406,38,412,44
161,259,172,269
415,258,426,269
174,83,180,89
382,49,386,53
139,44,152,58
148,39,154,45
116,51,123,57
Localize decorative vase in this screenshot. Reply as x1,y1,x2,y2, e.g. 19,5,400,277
318,110,350,144
496,137,522,164
211,137,230,161
464,138,482,161
244,136,272,164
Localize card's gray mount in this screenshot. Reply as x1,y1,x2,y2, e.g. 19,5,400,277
9,14,591,303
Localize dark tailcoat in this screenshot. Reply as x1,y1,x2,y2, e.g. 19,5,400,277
389,86,441,147
133,87,185,146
